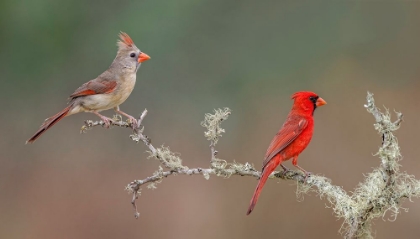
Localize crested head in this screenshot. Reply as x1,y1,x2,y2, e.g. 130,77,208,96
112,32,150,72
291,91,326,115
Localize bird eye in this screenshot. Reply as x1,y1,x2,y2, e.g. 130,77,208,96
130,53,136,58
309,96,318,103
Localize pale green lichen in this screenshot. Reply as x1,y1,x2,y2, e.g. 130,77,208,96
147,166,165,189
125,185,136,194
210,158,231,177
296,174,357,224
148,146,188,171
202,171,210,180
211,158,228,169
226,161,255,178
201,108,231,145
112,114,123,122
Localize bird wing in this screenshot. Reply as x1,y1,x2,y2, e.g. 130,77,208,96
69,79,117,98
262,115,308,169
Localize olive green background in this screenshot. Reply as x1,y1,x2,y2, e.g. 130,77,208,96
2,1,420,238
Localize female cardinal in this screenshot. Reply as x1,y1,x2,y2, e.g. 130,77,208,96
246,91,326,215
26,32,150,143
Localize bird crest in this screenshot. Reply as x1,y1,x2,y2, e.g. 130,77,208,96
291,91,316,100
117,32,135,50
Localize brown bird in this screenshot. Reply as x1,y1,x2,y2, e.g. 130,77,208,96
26,32,150,143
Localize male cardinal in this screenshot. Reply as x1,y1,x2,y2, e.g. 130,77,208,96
246,91,326,215
26,32,150,143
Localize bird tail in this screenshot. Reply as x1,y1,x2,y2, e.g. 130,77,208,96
247,159,278,215
26,105,72,144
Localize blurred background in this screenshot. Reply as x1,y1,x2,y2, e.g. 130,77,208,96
1,0,420,238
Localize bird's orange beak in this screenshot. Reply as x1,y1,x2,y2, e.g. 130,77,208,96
316,97,327,107
138,52,151,63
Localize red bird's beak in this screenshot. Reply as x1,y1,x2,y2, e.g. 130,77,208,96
316,97,327,107
138,52,151,63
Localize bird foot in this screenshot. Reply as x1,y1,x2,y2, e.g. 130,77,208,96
124,115,138,129
100,116,113,128
113,109,138,129
303,171,312,183
293,164,311,183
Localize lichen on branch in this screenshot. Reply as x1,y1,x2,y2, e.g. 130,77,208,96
201,107,231,144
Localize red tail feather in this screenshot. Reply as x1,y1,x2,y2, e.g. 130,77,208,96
247,159,279,215
26,105,71,144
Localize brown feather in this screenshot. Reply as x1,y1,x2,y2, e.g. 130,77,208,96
26,105,72,144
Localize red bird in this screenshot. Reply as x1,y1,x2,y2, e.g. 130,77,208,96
246,91,326,215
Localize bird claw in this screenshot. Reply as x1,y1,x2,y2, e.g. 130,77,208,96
280,164,289,172
127,116,138,129
293,164,311,183
101,117,113,128
303,171,312,183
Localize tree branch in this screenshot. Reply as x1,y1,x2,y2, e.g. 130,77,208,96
82,92,420,239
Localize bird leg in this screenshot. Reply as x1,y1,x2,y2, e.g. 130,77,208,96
292,156,311,182
114,106,137,128
280,164,289,173
294,164,311,177
93,112,113,128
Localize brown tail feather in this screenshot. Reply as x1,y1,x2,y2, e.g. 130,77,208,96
247,160,278,215
26,105,72,144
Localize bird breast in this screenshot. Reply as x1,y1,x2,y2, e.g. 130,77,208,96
115,73,137,104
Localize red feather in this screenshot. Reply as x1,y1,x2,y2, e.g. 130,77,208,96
262,116,308,168
70,79,117,98
247,91,326,215
119,32,134,47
